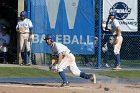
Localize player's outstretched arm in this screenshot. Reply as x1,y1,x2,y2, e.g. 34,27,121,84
49,56,56,70
105,16,112,32
105,16,110,30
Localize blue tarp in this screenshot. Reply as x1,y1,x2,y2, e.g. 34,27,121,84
31,0,95,54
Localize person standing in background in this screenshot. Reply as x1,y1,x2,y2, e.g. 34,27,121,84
0,25,10,64
16,11,33,65
105,12,123,69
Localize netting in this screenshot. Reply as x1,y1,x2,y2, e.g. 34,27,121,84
30,0,140,69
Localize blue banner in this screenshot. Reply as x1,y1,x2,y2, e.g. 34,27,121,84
31,0,95,54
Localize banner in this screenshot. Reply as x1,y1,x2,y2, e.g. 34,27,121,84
103,0,138,32
31,0,95,54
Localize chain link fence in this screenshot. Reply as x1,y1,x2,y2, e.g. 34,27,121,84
72,0,140,69
30,0,140,69
99,0,140,69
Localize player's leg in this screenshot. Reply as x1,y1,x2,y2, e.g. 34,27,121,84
113,36,123,69
67,54,96,84
104,51,110,67
3,52,7,64
58,71,69,87
20,34,25,65
68,62,96,81
57,57,71,87
25,34,31,65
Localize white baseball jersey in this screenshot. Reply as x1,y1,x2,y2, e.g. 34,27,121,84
16,18,33,52
50,42,71,56
50,42,81,76
111,19,122,36
111,19,123,55
0,33,10,52
16,18,33,33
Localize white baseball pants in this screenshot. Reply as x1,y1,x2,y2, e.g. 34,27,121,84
114,36,123,55
20,33,31,52
57,53,81,76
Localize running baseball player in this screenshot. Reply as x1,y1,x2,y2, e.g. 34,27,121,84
16,11,33,65
105,12,123,69
44,34,96,87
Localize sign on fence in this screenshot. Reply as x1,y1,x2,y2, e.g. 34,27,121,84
31,0,95,54
103,0,138,32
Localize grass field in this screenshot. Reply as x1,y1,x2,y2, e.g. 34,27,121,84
0,67,59,78
97,70,140,80
0,67,139,80
121,60,140,66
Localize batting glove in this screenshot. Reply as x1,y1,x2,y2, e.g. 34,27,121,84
49,64,53,70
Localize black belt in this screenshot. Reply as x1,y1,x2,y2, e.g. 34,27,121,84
21,32,30,34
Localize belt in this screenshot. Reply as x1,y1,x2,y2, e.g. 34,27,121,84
21,32,30,34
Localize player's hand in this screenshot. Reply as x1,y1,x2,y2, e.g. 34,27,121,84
16,29,22,33
0,45,2,48
115,39,118,44
105,26,112,31
105,26,109,30
113,32,118,37
49,64,53,70
52,64,59,72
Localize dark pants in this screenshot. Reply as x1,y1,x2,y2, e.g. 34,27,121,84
0,52,7,63
103,51,115,65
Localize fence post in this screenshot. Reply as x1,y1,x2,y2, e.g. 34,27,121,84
27,0,31,18
97,0,102,68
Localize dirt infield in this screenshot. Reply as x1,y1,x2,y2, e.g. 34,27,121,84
0,82,139,93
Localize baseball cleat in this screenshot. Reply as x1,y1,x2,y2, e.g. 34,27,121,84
60,82,69,87
20,63,24,66
105,64,110,68
90,74,96,84
112,66,122,70
26,63,31,66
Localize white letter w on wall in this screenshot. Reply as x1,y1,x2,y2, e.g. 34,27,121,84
46,0,79,29
64,0,79,29
46,0,60,29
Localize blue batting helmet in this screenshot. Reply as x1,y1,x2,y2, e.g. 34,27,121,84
20,11,27,17
44,34,54,42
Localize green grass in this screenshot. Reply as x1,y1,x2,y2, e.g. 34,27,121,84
97,70,140,80
121,60,140,66
0,67,60,78
1,67,139,80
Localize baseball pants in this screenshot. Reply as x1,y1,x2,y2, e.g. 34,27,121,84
57,53,81,76
114,36,123,55
20,33,31,52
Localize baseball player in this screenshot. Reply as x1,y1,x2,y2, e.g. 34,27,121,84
0,25,10,63
105,12,123,69
16,11,33,65
44,34,96,87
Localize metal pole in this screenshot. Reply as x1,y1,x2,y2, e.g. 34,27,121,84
97,0,102,68
27,0,31,18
